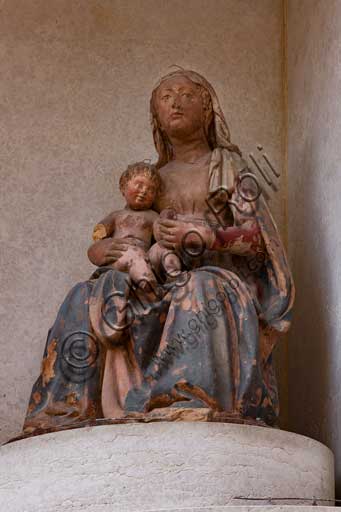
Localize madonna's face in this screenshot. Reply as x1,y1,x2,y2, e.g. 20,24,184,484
155,76,205,139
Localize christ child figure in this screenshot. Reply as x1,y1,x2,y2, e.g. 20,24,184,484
92,161,161,289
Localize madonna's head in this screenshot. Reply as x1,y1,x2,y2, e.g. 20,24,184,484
150,69,240,167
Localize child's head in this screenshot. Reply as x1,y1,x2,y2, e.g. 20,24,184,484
119,161,161,210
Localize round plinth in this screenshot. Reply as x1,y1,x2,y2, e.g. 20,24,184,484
0,422,334,512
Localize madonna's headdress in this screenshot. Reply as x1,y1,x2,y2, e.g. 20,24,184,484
150,69,241,168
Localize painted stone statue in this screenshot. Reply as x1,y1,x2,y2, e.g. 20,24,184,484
23,69,294,435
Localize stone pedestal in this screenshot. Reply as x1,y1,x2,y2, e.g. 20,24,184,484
0,422,335,511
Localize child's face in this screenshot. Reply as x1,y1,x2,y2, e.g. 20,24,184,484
123,173,157,210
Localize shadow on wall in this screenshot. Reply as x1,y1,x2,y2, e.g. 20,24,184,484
288,135,338,495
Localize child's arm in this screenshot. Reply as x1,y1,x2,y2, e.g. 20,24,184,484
92,211,117,241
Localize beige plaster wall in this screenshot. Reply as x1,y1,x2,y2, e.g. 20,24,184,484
287,0,341,496
0,0,285,443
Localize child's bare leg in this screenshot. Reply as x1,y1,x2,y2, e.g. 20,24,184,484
113,245,157,291
129,258,157,291
148,242,182,280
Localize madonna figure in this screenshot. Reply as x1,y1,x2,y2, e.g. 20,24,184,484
24,69,294,434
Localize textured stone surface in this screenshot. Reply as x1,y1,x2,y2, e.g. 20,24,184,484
0,0,286,444
160,509,338,512
65,509,336,512
0,423,334,512
2,509,333,512
287,0,341,496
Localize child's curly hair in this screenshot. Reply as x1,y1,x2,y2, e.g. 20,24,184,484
119,161,161,194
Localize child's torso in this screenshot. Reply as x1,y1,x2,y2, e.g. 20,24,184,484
113,209,157,249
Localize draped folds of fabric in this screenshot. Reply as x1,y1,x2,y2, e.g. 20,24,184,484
24,148,294,434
